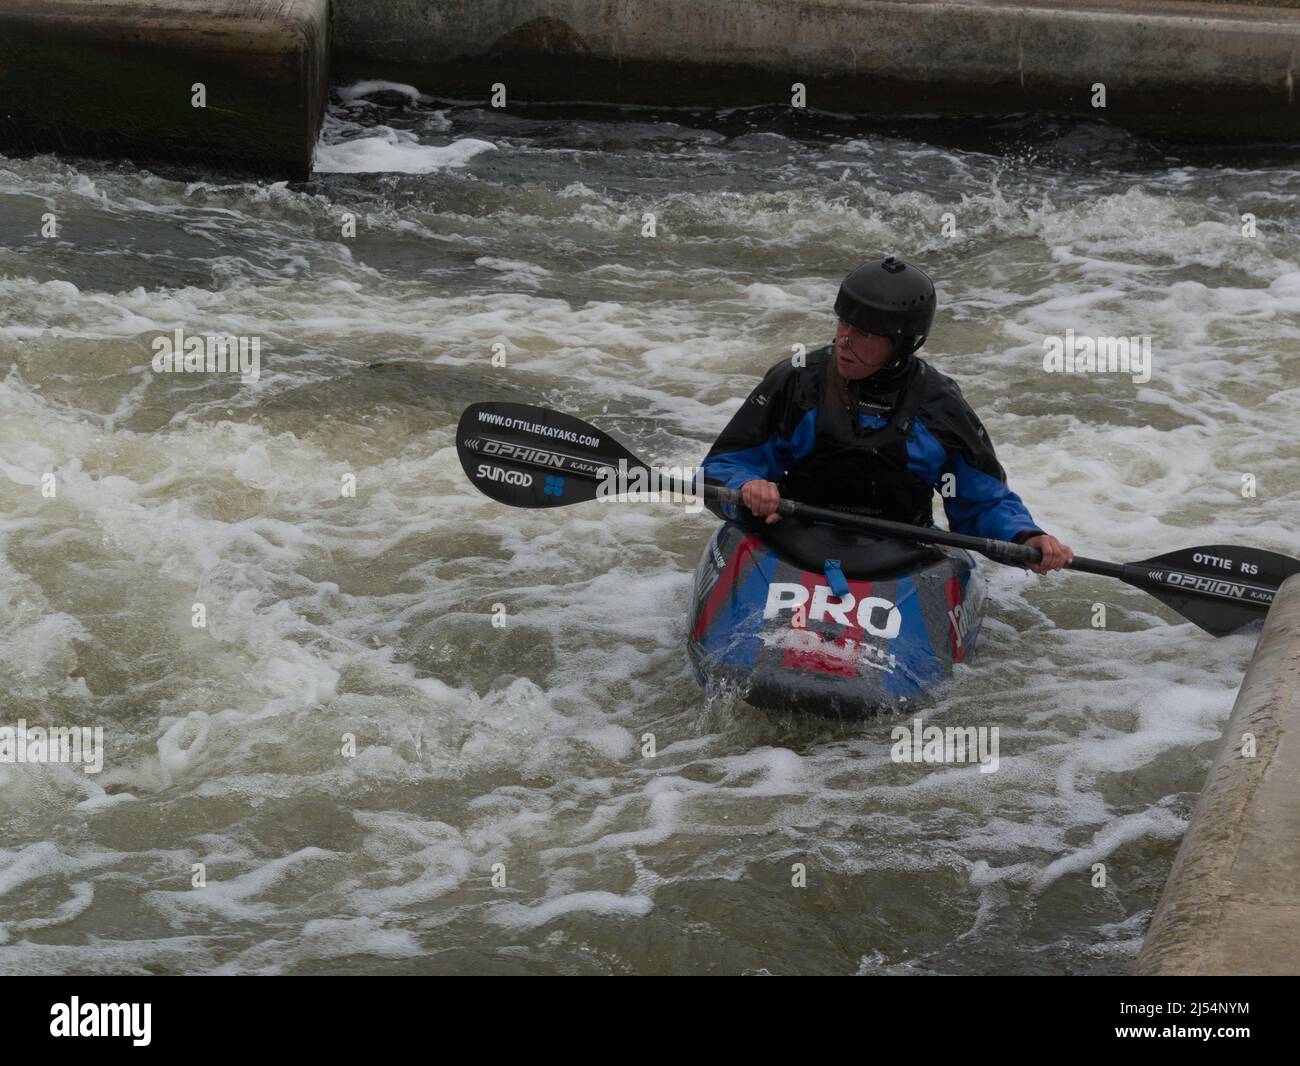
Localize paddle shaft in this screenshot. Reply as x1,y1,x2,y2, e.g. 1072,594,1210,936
709,483,1281,611
705,483,1040,565
457,409,1293,627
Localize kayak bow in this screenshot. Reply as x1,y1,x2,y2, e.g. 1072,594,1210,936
689,520,985,716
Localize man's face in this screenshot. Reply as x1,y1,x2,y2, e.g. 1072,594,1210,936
835,319,896,380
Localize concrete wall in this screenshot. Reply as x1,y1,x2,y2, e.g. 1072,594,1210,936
1136,573,1300,976
1,1,1297,178
0,0,330,179
330,0,1300,139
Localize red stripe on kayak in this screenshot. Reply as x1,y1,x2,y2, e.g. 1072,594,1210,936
692,534,763,642
781,575,869,676
944,573,964,663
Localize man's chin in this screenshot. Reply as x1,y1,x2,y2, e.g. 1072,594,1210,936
839,362,880,380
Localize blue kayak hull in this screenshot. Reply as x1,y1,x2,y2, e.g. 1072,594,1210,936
687,521,986,716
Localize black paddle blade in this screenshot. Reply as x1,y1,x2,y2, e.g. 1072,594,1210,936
1133,544,1300,636
456,401,644,508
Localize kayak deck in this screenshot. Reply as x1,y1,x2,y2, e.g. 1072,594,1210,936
688,520,986,716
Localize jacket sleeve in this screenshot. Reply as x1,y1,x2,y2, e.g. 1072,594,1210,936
699,360,804,521
933,391,1045,544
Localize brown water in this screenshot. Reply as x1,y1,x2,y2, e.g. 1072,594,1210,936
1,91,1298,974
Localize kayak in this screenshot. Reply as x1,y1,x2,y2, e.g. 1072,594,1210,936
687,518,987,716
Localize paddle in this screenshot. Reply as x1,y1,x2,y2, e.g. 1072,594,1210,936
456,400,1300,637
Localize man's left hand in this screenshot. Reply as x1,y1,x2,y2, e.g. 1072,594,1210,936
1024,534,1073,574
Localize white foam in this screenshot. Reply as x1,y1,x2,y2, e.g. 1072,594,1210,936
2,113,1296,975
315,131,495,174
488,890,655,929
337,81,426,106
146,847,336,923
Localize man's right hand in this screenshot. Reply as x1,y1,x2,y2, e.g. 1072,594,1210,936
741,479,782,523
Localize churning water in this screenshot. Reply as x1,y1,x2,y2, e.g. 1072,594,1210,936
1,84,1297,974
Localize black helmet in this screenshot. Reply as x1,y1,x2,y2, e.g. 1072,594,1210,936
833,256,936,359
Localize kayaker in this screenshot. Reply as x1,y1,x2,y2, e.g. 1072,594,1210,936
701,256,1073,574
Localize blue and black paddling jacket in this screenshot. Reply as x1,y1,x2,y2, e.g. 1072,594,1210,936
700,344,1045,545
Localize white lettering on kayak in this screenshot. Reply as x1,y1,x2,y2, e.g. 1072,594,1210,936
765,628,896,674
948,601,971,645
810,585,853,626
763,583,900,638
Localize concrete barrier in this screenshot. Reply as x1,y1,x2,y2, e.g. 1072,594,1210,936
0,0,329,179
2,2,1297,177
1136,573,1300,976
330,0,1300,139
